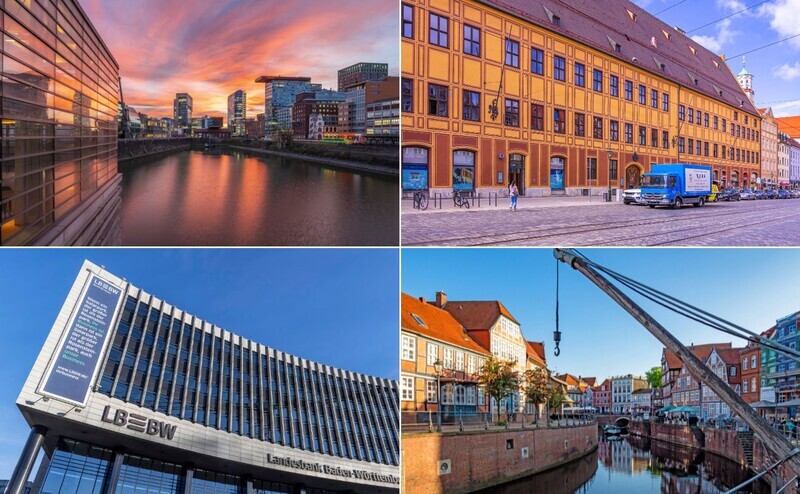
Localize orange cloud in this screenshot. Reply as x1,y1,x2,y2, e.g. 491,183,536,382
83,0,399,120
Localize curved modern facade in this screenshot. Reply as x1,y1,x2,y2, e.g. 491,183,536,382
9,261,400,494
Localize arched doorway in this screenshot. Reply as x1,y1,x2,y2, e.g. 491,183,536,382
550,156,566,192
509,154,525,195
731,170,739,187
625,164,642,188
721,171,727,188
751,172,759,189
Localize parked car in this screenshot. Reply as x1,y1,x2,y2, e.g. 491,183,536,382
623,188,642,205
778,189,791,199
739,189,756,200
792,190,800,199
765,189,778,199
719,188,741,201
755,190,766,200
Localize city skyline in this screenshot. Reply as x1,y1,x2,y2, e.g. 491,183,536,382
83,0,399,120
402,248,800,382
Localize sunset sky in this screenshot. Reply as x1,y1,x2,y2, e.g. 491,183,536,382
81,0,399,121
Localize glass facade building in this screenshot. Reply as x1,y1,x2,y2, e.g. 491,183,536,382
227,91,246,137
255,77,321,137
337,63,388,92
12,262,400,494
0,0,121,246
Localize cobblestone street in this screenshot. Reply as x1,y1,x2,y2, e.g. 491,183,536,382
402,197,800,246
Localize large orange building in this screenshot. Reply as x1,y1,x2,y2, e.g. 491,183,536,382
401,0,761,197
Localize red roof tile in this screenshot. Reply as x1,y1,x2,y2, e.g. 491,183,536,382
776,116,800,138
526,340,547,367
401,293,490,355
663,342,732,369
443,300,521,329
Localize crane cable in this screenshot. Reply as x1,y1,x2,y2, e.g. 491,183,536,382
554,258,561,357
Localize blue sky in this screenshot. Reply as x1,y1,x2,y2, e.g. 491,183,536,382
0,249,398,478
403,248,800,381
634,0,800,120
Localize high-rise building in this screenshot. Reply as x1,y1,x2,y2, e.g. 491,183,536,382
227,90,247,137
255,76,321,137
343,78,399,135
7,261,401,494
0,0,121,246
173,93,193,127
338,63,389,91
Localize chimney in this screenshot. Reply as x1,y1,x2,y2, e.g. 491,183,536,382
418,297,426,305
435,291,447,308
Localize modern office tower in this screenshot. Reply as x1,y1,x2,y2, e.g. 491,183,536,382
0,0,121,245
344,78,399,135
8,261,401,494
173,93,193,128
337,63,389,91
366,98,400,144
227,90,247,137
291,90,347,139
255,76,322,137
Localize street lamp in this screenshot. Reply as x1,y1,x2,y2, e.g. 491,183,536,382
433,359,443,432
607,148,613,202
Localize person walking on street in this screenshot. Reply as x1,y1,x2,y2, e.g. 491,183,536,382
509,182,519,211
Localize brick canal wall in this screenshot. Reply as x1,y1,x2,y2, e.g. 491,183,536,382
629,422,747,466
704,428,748,466
118,138,192,163
402,424,598,494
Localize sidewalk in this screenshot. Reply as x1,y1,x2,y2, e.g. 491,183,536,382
403,193,628,214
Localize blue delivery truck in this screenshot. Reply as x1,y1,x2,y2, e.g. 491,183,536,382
640,163,713,209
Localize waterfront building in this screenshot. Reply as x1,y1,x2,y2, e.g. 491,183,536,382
366,98,400,144
8,261,400,494
442,295,527,413
662,343,731,411
245,118,264,139
523,341,547,415
292,90,347,139
401,0,761,196
338,63,390,91
343,78,399,135
400,293,490,423
700,347,742,420
0,0,121,246
741,331,770,404
631,388,652,413
256,76,322,137
610,375,647,414
554,374,592,409
762,312,800,407
228,90,247,137
173,93,193,128
593,379,611,414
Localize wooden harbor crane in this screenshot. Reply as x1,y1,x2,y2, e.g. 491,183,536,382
553,248,800,477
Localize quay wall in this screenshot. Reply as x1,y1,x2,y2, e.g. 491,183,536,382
118,138,192,163
402,424,597,494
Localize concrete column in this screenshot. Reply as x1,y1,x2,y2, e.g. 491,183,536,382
244,477,253,494
104,451,126,494
5,426,47,494
182,465,194,494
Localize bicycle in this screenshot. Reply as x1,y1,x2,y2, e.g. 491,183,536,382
413,190,429,210
453,189,470,209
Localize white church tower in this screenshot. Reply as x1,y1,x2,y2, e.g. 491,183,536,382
737,56,755,102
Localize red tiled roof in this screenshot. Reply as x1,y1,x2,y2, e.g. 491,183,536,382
443,300,521,329
526,340,547,367
401,293,490,355
776,116,800,138
663,342,732,369
716,347,745,366
478,0,759,116
583,377,597,386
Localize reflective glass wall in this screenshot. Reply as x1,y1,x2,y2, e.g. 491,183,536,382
0,0,119,245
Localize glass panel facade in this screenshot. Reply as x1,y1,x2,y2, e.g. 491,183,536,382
117,456,182,494
97,293,399,467
1,0,120,245
41,439,113,494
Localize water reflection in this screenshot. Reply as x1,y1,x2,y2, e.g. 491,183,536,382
480,436,769,494
120,150,398,246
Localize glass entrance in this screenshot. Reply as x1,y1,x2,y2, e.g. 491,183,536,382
550,157,565,191
509,154,525,195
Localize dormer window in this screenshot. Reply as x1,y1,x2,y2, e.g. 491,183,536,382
661,29,671,40
615,43,621,53
689,46,697,56
552,15,560,26
626,8,637,21
411,313,426,327
713,60,720,68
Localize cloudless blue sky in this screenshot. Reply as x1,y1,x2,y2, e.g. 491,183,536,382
633,0,800,121
0,249,398,478
403,248,800,381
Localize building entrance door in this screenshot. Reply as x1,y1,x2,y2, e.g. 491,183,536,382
625,165,642,188
550,157,565,191
509,154,525,195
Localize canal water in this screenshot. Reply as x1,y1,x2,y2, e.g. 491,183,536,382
478,435,770,494
120,150,398,246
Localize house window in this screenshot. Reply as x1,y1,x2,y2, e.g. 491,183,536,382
463,24,481,56
651,128,658,147
662,131,669,149
442,384,454,404
444,348,454,369
610,75,619,96
624,123,633,143
531,48,544,75
696,110,702,125
401,376,414,401
662,93,669,111
402,4,414,38
593,117,603,139
704,142,709,156
704,113,709,127
651,89,658,108
505,39,520,67
639,126,646,145
743,380,749,393
593,69,603,92
468,355,475,374
714,116,719,129
429,13,449,47
678,105,685,121
610,159,618,180
554,56,566,81
638,85,646,104
688,108,694,123
574,112,585,136
402,335,416,360
426,380,438,402
722,119,727,132
532,103,545,131
751,355,757,368
505,99,519,127
688,138,694,155
713,143,718,157
402,78,413,113
743,358,748,370
587,157,597,180
427,343,438,366
574,62,585,87
610,120,619,141
751,377,757,393
463,90,480,121
552,14,560,26
624,80,633,100
428,83,448,116
456,352,464,371
731,367,736,377
554,108,566,134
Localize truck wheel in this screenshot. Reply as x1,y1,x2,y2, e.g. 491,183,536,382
648,205,656,208
673,197,683,209
693,197,705,208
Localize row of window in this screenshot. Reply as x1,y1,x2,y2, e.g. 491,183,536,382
401,334,486,374
400,376,481,405
678,106,759,142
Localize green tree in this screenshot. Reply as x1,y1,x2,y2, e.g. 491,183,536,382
523,367,549,426
646,366,662,413
476,356,520,423
548,385,566,412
